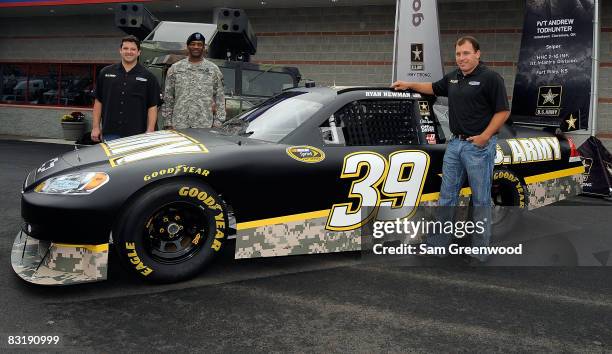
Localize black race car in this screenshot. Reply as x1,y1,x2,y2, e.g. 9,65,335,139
12,87,584,285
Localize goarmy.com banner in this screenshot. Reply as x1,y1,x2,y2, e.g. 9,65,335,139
392,0,444,83
511,0,595,130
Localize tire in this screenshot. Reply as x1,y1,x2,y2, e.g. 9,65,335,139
113,180,228,283
490,168,528,239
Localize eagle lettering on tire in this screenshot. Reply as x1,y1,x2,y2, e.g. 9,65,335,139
114,180,227,283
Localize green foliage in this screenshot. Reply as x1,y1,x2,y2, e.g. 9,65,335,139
61,111,85,122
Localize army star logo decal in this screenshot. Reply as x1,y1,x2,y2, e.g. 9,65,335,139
541,89,559,105
412,46,422,61
536,86,562,116
566,114,577,130
410,43,424,71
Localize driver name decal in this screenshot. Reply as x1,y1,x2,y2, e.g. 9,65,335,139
101,131,208,167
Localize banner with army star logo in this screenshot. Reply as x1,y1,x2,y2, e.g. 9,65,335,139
511,0,595,130
392,0,444,83
578,136,612,197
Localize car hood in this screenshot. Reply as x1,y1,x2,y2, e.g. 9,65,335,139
28,129,268,187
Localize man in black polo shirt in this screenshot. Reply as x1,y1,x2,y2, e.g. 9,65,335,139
92,35,160,142
391,36,510,262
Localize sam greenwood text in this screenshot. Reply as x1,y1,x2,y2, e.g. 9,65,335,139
373,243,523,256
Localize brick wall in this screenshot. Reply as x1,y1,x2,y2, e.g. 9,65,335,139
0,1,610,138
0,14,121,63
0,106,92,138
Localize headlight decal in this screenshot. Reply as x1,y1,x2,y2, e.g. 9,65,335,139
34,172,109,195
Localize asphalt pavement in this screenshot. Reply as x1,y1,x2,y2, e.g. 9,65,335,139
0,139,611,353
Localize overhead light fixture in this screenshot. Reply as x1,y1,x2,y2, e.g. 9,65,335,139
175,4,180,8
260,1,267,5
49,9,55,13
107,7,113,10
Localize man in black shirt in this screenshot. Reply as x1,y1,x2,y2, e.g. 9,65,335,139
391,36,510,262
92,35,160,142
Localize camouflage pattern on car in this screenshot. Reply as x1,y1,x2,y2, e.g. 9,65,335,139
235,216,361,259
11,232,108,285
527,173,584,210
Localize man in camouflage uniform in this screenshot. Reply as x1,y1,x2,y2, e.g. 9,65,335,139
162,32,226,129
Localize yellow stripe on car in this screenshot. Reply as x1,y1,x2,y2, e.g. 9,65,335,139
237,210,330,230
52,243,109,253
523,166,585,184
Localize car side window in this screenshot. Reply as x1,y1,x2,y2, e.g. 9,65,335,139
321,99,419,146
433,101,450,142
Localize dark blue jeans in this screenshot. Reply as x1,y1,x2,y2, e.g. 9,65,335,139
427,135,497,260
103,134,121,142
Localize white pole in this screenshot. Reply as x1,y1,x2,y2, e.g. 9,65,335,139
391,0,401,83
589,0,600,137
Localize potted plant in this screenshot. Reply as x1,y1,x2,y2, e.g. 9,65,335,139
61,111,85,141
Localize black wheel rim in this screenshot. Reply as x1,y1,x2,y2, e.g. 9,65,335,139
144,201,208,264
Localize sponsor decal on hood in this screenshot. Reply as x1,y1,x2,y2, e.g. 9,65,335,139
286,146,325,163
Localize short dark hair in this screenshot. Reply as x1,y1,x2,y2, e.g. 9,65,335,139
120,35,141,50
456,36,480,52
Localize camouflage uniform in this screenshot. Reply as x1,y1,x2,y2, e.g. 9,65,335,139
162,58,226,129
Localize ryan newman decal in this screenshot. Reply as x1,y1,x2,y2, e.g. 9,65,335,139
286,146,325,163
365,91,417,98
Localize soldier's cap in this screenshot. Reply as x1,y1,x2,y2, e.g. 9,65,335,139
187,32,205,45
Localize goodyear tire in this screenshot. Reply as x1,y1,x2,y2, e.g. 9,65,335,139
490,168,528,240
113,180,227,283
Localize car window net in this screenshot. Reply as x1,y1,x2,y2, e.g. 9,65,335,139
335,100,418,146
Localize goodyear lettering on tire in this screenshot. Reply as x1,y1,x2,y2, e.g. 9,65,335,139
493,170,526,208
178,186,225,251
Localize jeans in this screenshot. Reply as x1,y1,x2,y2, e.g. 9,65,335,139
103,134,121,142
427,135,497,261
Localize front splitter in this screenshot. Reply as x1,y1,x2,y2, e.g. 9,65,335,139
11,231,108,286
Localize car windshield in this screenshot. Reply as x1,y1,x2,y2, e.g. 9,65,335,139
219,91,323,142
